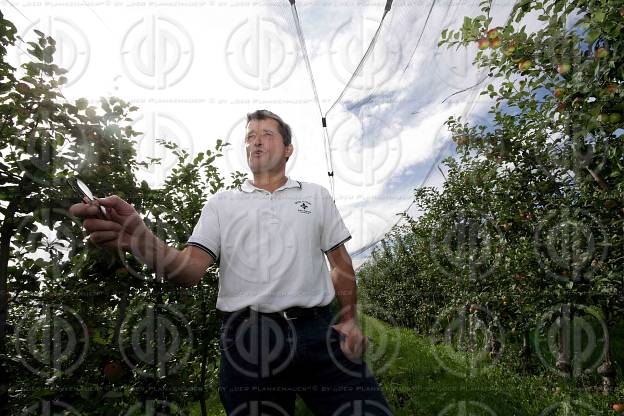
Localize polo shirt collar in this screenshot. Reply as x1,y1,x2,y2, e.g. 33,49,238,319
241,176,302,193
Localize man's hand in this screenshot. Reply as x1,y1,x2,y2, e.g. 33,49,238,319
69,195,150,252
331,318,370,360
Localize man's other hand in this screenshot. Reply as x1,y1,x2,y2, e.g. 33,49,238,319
331,319,370,360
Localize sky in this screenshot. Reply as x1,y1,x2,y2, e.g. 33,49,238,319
2,0,520,268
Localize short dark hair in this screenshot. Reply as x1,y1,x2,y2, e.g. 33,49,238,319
246,109,292,147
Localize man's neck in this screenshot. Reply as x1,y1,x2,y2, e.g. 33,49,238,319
251,174,288,193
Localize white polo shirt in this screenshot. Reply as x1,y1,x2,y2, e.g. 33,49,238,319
186,177,352,313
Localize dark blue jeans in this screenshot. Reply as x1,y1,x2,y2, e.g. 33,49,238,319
218,306,393,415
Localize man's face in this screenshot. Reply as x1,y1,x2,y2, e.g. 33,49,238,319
245,118,292,174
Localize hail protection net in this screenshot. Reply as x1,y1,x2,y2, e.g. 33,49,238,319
3,0,516,263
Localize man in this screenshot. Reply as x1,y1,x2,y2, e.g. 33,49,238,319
70,110,393,415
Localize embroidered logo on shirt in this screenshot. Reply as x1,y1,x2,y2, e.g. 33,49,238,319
295,200,312,214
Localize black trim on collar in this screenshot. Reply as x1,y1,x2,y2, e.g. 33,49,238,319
296,181,302,189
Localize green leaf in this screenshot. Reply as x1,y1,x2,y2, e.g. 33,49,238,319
75,98,88,110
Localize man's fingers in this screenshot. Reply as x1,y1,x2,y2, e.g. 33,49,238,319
69,202,102,219
96,195,134,214
83,218,122,233
89,230,119,244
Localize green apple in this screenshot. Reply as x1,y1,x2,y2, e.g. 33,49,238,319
557,63,571,75
478,37,490,50
503,41,516,56
518,60,532,72
490,37,502,49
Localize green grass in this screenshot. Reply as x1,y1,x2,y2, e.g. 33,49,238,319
188,314,624,415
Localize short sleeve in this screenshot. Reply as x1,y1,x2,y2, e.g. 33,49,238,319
187,194,220,261
319,187,352,253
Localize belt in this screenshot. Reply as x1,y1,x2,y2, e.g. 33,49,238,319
221,304,330,321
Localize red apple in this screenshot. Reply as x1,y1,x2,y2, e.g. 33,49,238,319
518,60,532,72
478,37,490,50
553,88,563,98
490,37,502,49
557,63,571,75
486,28,500,39
595,47,609,59
556,102,566,113
103,361,122,381
613,403,624,413
606,84,619,94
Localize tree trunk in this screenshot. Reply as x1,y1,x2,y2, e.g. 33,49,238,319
556,303,571,376
0,201,18,415
597,305,616,394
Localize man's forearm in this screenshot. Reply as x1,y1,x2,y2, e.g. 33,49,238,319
130,229,198,287
331,265,358,323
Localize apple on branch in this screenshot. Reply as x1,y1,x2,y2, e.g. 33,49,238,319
518,60,532,72
609,113,622,123
103,361,123,382
503,41,516,56
486,27,501,39
478,37,490,50
557,63,571,75
490,37,502,49
595,47,609,59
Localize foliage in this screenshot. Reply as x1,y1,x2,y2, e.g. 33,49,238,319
0,17,246,414
358,0,624,386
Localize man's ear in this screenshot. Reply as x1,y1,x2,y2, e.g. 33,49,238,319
284,143,294,159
